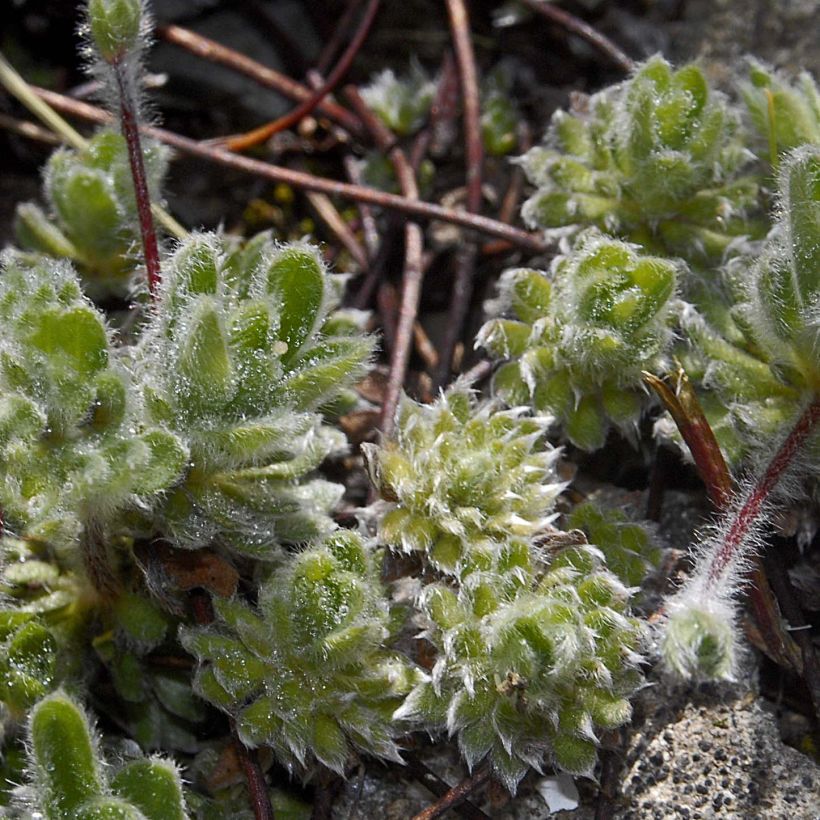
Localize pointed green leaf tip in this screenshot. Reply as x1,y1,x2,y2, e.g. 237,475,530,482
110,758,187,820
87,0,142,63
24,691,188,818
266,245,325,361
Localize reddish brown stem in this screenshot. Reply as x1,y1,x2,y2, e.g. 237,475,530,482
411,765,491,820
344,84,425,435
31,85,548,253
643,370,732,509
231,718,276,820
446,0,483,215
114,66,161,295
518,0,634,72
708,399,820,585
222,0,380,151
316,0,363,75
405,754,490,819
155,24,362,136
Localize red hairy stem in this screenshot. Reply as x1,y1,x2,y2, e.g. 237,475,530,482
707,399,820,585
645,370,804,671
114,65,161,295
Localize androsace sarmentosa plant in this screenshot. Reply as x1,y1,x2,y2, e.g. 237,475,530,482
136,232,374,556
366,386,648,790
364,385,564,574
2,0,820,812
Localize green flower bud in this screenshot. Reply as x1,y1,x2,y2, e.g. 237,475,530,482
0,616,58,717
662,597,736,680
87,0,142,63
19,691,189,818
110,759,187,820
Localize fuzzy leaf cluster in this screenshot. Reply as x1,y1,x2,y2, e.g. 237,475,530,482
11,691,187,819
395,542,645,792
678,146,820,457
137,233,374,555
567,502,660,588
181,530,423,775
0,252,187,554
15,130,167,296
479,231,678,450
520,57,758,261
365,386,564,575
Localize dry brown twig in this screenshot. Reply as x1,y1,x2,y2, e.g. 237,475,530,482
218,0,381,151
155,24,363,136
518,0,634,72
345,86,425,437
435,0,484,389
27,85,547,252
